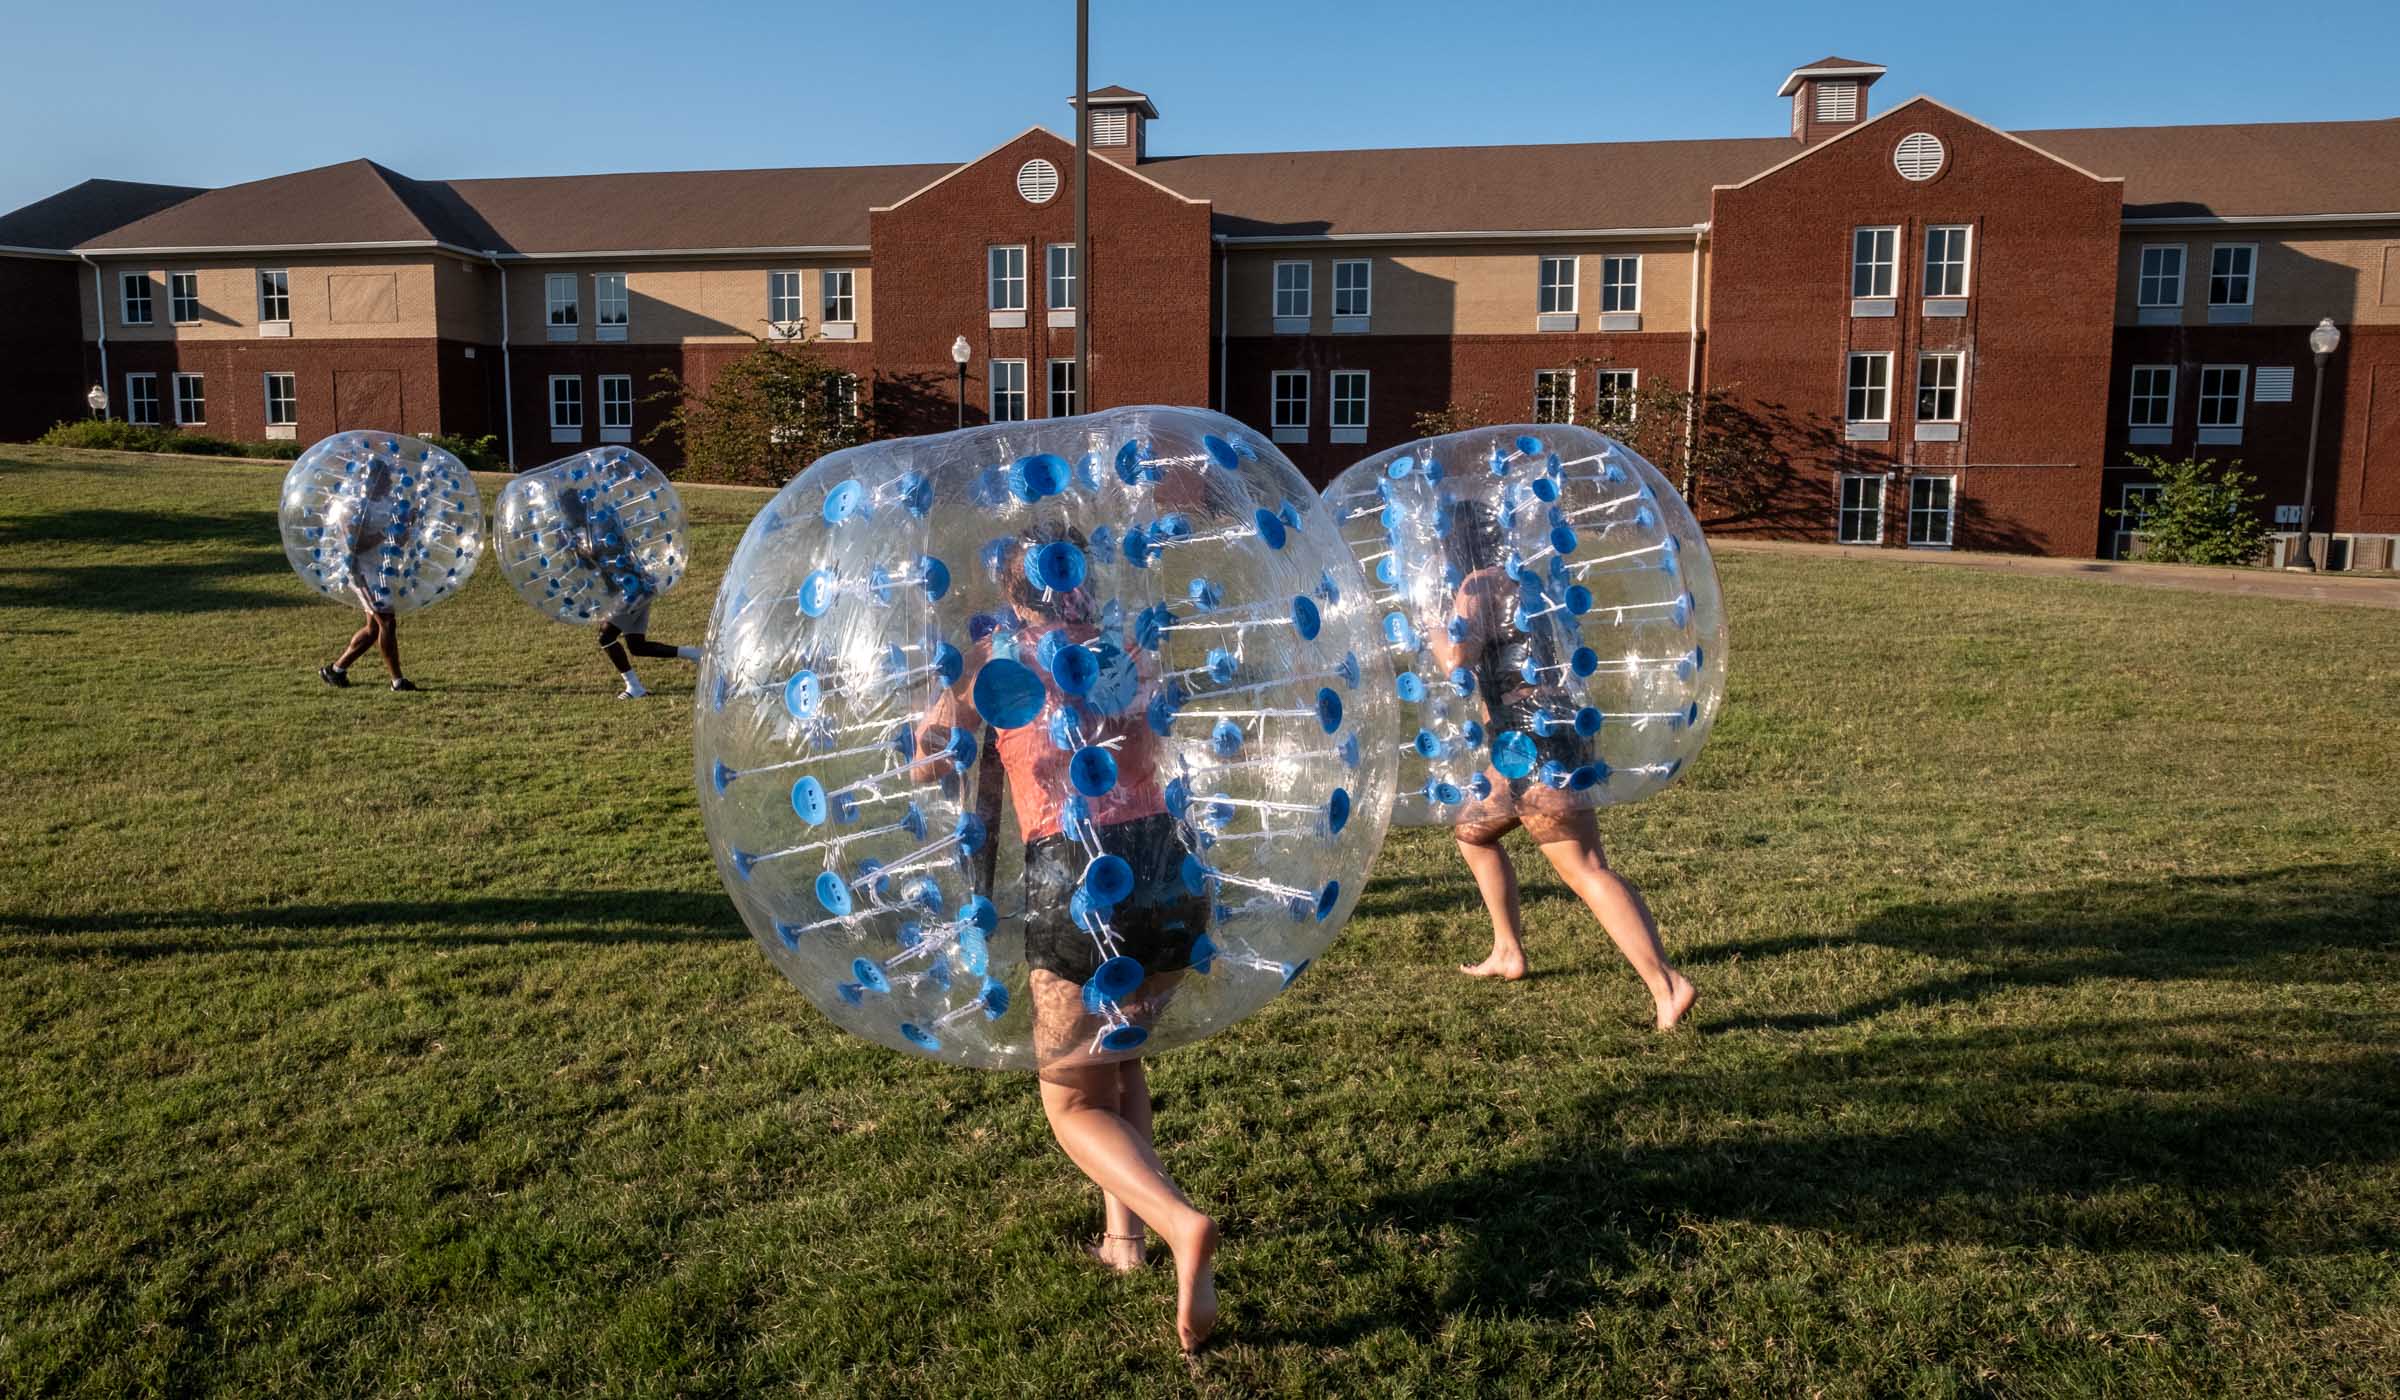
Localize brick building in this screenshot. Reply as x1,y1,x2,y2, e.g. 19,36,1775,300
6,61,2397,563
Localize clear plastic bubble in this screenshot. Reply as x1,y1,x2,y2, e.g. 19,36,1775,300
494,448,689,628
695,407,1398,1070
1326,425,1726,827
277,431,483,614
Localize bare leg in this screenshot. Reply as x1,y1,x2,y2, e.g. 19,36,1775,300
333,620,377,670
1534,814,1695,1029
372,615,404,681
1094,1059,1152,1272
1455,832,1529,980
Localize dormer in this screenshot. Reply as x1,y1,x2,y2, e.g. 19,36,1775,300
1779,57,1885,144
1069,85,1159,165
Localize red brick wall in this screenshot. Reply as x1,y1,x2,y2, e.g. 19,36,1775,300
92,338,446,444
1705,99,2123,554
1,257,96,441
869,129,1213,436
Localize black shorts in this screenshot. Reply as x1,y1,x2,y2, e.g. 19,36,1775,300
1022,812,1206,985
1496,692,1593,796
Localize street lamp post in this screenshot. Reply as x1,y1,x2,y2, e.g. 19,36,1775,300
85,384,107,420
951,335,971,429
2293,317,2342,571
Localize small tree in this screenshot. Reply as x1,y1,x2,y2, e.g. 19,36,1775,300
645,336,867,486
2110,453,2269,565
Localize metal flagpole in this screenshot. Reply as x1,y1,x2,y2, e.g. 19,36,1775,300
1074,0,1090,413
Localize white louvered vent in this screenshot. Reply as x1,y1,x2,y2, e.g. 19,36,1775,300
1813,81,1858,123
1016,159,1059,205
2253,366,2296,402
1092,109,1130,146
1894,132,1947,182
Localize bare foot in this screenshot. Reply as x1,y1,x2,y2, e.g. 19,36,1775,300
1171,1216,1219,1353
1459,948,1528,980
1654,969,1697,1030
1089,1232,1146,1274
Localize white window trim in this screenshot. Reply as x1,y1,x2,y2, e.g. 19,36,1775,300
593,272,629,340
1600,254,1641,313
548,374,584,442
1047,358,1078,418
598,373,633,442
2114,482,2165,559
1537,255,1579,315
1329,368,1369,443
764,270,807,338
2208,243,2258,308
1907,475,1957,549
1595,368,1639,421
1852,226,1899,300
1846,352,1893,423
1837,472,1886,545
262,371,297,436
2197,364,2248,438
2127,363,2177,436
1331,258,1371,319
119,273,153,326
256,269,291,328
1915,351,1964,423
172,372,205,425
124,372,158,425
988,245,1028,313
1532,368,1578,425
2136,243,2186,311
1044,245,1077,312
167,271,200,325
1272,260,1312,329
989,358,1029,422
1270,369,1309,441
1923,225,1973,299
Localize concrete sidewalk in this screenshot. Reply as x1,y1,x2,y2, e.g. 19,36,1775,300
1713,538,2400,611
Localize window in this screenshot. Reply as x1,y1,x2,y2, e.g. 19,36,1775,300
1092,108,1129,146
1331,370,1369,430
1045,247,1076,311
550,375,583,430
169,272,200,324
1923,226,1971,297
1332,259,1371,318
594,273,628,328
828,373,860,424
1852,228,1897,298
120,273,153,325
1048,359,1077,417
990,359,1028,421
1838,474,1885,544
988,246,1026,312
2198,365,2246,428
2137,246,2185,308
1595,368,1638,422
1601,255,1641,313
1908,476,1956,547
125,373,158,424
1273,261,1311,320
599,374,633,430
546,273,577,327
1538,256,1578,314
1814,80,1858,123
768,270,804,326
1846,353,1891,422
1532,369,1576,424
2209,244,2255,307
2114,482,2165,559
822,268,856,323
1916,352,1962,422
2128,365,2176,428
264,372,297,426
173,373,205,425
257,269,290,323
1271,370,1309,430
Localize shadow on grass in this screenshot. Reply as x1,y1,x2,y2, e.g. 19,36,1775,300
1258,864,2400,1345
1,890,739,955
0,506,276,549
0,507,310,615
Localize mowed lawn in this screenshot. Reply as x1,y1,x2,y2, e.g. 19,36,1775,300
3,445,2396,1397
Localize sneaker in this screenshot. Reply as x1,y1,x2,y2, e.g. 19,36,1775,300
319,666,350,689
614,686,643,701
390,678,419,692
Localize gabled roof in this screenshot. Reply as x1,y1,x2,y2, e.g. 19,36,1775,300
1069,85,1160,119
872,127,1204,216
1718,95,2119,193
443,162,953,253
1779,57,1887,96
80,159,478,252
0,179,205,252
2023,118,2400,219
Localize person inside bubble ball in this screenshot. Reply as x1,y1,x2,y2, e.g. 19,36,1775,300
917,523,1220,1353
1431,499,1696,1028
317,458,417,692
557,488,699,700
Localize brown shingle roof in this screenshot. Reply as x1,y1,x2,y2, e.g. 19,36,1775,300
0,179,205,251
80,159,469,251
439,163,954,253
2023,119,2400,218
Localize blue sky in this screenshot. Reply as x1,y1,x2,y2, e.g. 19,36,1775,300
5,0,2394,215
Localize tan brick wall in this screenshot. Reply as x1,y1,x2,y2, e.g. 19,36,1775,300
83,255,443,341
2114,228,2400,327
1223,240,1699,338
502,259,874,345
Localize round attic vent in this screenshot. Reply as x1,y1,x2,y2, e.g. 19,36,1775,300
1894,132,1946,182
1017,158,1060,205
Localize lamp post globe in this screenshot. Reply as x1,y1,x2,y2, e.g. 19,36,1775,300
950,335,970,429
2293,318,2342,571
85,384,106,418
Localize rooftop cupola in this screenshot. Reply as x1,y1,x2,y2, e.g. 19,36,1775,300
1779,57,1885,144
1069,85,1160,165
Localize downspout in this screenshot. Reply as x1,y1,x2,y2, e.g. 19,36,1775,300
80,254,109,417
1681,222,1705,499
487,253,516,468
1217,244,1228,412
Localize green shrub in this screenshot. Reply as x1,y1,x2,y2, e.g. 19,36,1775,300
424,433,504,473
37,419,304,460
2112,453,2271,566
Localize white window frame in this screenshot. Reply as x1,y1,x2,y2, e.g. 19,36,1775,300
821,267,857,324
988,246,1027,313
1915,352,1963,423
263,372,298,428
124,372,158,425
2114,482,2165,559
1532,368,1576,424
1923,226,1972,298
765,269,805,337
1331,259,1371,319
1270,370,1309,441
594,273,628,338
1272,261,1311,322
1908,475,1956,549
172,372,205,425
598,373,633,440
1852,227,1898,299
1837,473,1885,545
168,271,200,325
1329,369,1369,442
1045,246,1076,311
1537,256,1578,315
2208,244,2256,308
2198,365,2247,431
990,359,1028,422
1047,359,1077,417
2136,245,2185,309
1091,108,1130,146
1600,255,1641,313
1846,352,1892,424
1595,368,1638,422
120,273,153,325
2128,365,2176,433
545,272,578,342
257,269,290,325
549,375,583,437
827,373,861,424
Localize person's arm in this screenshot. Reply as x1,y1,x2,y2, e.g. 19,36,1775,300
915,640,989,779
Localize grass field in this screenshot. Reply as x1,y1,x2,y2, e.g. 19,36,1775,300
3,444,2396,1397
